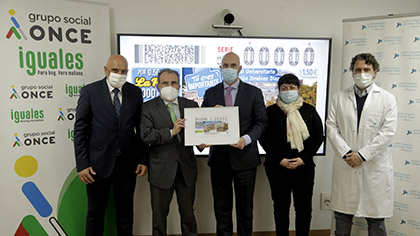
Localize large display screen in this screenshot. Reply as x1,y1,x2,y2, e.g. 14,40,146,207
118,34,331,155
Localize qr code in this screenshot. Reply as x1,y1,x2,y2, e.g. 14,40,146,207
134,44,205,64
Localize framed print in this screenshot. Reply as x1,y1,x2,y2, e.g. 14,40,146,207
184,107,239,146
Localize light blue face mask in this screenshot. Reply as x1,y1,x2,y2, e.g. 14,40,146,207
221,68,238,84
280,90,298,104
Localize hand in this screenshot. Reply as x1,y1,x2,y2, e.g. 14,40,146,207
78,167,96,184
230,137,245,150
172,118,185,136
136,164,148,176
344,152,363,168
279,158,304,169
198,143,211,149
215,104,224,108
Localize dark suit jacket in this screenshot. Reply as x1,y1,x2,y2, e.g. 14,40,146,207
202,80,267,171
140,96,199,189
259,103,324,168
74,78,147,178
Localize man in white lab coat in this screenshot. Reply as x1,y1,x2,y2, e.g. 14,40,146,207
327,53,397,236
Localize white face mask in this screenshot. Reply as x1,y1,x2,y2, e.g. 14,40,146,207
280,90,299,104
108,72,127,88
221,68,238,84
160,86,178,102
353,73,374,89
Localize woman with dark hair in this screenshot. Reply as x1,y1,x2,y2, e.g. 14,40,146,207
260,73,324,236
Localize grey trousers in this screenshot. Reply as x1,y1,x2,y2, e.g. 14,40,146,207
150,167,198,236
334,211,387,236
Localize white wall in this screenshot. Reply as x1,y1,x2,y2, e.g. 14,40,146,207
67,0,420,234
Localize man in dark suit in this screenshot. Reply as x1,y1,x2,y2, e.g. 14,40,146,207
74,54,148,236
141,69,198,236
201,52,267,236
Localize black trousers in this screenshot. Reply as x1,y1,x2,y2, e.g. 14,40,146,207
210,165,257,236
265,164,315,236
85,157,137,236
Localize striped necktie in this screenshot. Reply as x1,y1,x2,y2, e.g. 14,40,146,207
112,88,121,118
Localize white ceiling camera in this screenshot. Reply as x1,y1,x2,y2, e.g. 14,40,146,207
212,9,243,31
221,9,235,25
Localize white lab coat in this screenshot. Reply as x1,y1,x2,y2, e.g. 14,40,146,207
326,83,397,218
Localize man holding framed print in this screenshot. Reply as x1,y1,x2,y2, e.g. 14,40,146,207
201,52,267,236
141,69,199,236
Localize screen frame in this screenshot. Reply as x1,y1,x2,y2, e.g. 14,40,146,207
117,33,331,156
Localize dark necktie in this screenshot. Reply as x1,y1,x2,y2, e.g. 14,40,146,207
225,86,233,106
113,88,121,118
